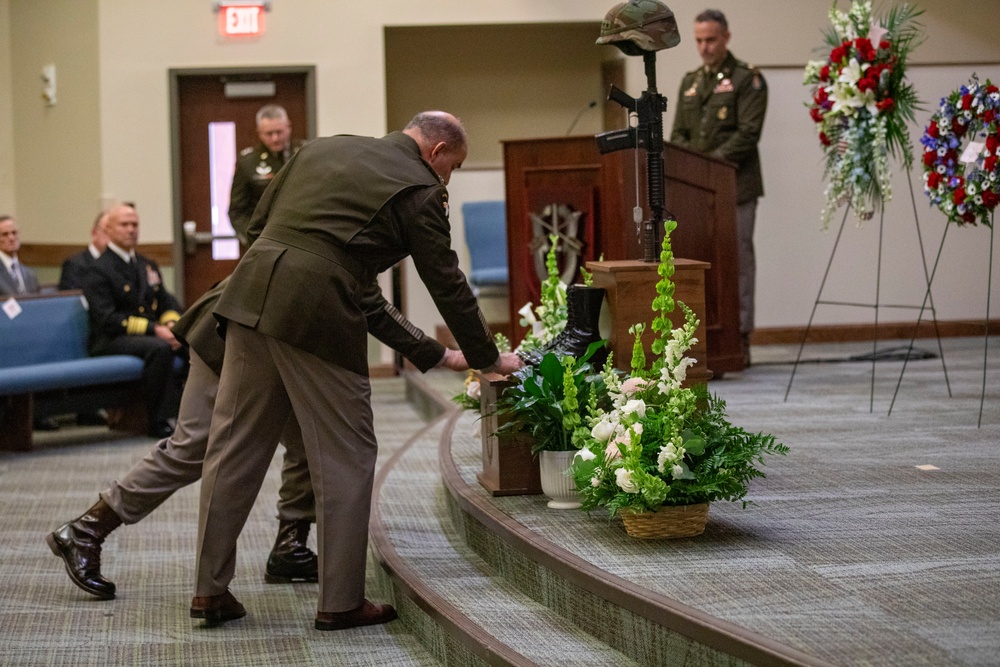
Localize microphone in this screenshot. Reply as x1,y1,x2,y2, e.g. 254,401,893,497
566,100,598,136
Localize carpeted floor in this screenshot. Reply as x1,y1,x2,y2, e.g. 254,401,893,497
440,336,1000,666
0,379,439,667
2,337,997,666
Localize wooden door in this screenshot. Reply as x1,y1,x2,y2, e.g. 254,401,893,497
170,68,314,306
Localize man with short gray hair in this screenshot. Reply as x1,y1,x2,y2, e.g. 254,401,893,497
192,110,523,631
671,9,767,365
228,104,301,244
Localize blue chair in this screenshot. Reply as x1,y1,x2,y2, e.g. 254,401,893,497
462,201,508,294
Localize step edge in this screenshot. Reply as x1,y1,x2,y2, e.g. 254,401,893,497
438,409,834,667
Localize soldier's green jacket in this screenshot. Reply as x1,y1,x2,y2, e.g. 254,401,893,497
214,131,498,376
228,140,302,245
670,51,767,204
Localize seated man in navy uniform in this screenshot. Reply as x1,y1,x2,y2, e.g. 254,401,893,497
228,104,302,245
80,203,186,438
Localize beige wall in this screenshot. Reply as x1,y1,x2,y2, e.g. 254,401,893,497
9,0,100,242
0,0,16,215
386,22,611,167
3,0,1000,335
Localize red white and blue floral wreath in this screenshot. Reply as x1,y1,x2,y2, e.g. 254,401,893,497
921,76,1000,228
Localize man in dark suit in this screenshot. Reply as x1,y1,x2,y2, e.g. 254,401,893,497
58,210,110,291
192,111,522,630
80,203,186,438
0,215,41,296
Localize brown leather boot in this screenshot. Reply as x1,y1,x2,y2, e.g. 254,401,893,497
46,497,123,600
264,519,318,584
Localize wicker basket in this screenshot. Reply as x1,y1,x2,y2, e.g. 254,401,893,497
620,503,710,539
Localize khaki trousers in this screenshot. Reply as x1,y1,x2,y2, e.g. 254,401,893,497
195,323,376,613
101,350,314,525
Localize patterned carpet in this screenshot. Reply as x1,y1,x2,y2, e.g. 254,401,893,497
440,336,1000,666
2,337,998,666
0,379,439,667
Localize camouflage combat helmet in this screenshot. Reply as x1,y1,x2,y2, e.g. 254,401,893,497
596,0,680,56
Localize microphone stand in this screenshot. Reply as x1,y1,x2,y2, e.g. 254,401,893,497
566,101,597,136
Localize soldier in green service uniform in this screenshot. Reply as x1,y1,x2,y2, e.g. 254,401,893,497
670,9,767,365
228,104,303,244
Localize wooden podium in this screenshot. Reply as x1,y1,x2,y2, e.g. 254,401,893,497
502,136,743,375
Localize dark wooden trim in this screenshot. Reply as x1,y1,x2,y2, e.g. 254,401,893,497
437,409,832,667
18,243,175,268
368,363,399,379
753,319,1000,345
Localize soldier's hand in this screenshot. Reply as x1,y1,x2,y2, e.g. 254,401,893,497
439,348,469,372
491,352,524,376
154,324,182,351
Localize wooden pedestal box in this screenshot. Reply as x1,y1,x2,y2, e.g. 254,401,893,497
475,372,542,497
588,258,713,384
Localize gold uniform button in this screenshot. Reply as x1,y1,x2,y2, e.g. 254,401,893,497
124,284,131,292
121,319,127,326
138,306,145,313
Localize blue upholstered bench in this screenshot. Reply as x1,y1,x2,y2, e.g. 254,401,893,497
0,292,145,451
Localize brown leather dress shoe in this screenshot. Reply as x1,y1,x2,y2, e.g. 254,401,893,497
190,590,246,625
314,599,397,631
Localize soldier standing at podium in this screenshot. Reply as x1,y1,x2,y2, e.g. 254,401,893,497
670,9,767,366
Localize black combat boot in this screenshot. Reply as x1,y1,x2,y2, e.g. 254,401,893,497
46,497,123,600
521,285,608,369
264,519,319,583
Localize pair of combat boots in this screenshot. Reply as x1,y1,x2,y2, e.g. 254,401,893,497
518,285,608,370
46,498,317,600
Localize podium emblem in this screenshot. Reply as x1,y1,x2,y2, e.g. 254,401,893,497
528,203,584,283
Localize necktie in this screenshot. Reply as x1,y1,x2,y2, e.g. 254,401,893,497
10,261,25,293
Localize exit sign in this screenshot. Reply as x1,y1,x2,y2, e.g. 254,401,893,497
219,3,267,37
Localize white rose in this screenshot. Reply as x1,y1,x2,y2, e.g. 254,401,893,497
615,468,639,493
466,381,481,400
591,419,615,442
575,448,596,462
671,464,684,480
622,399,646,419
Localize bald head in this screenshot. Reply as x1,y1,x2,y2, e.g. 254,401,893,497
103,204,140,251
403,111,468,185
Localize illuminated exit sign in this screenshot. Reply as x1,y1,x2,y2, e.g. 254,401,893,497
217,2,269,38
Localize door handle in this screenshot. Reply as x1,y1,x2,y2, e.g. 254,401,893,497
182,221,239,256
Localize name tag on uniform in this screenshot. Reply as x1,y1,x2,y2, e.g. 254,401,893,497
713,79,734,94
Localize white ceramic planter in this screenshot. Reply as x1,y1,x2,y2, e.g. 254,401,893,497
539,449,581,509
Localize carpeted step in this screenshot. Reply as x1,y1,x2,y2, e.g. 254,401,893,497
371,413,640,667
